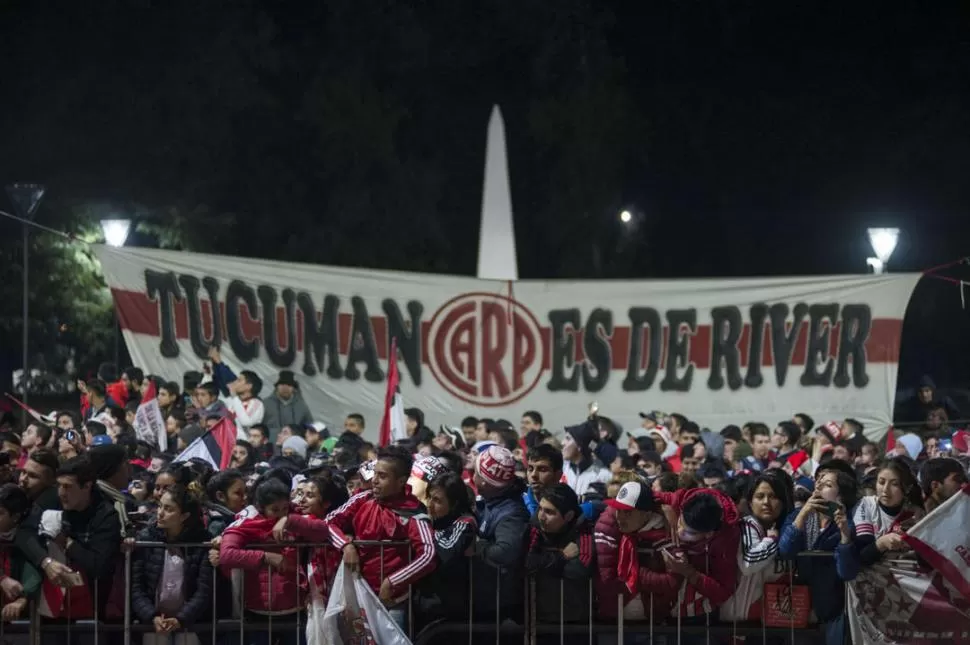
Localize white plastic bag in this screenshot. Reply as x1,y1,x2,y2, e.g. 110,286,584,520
321,566,411,645
306,563,329,645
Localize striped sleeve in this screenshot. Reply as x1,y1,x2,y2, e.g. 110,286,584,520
852,497,877,539
435,517,476,565
324,492,370,549
387,515,437,592
562,526,596,581
738,517,778,573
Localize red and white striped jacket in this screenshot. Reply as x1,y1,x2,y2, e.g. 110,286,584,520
325,489,437,597
653,488,741,617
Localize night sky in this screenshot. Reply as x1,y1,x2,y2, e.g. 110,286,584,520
1,2,969,389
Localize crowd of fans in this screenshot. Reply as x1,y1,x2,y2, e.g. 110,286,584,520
0,359,966,645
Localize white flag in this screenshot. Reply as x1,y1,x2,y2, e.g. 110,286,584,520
134,397,167,450
321,566,411,645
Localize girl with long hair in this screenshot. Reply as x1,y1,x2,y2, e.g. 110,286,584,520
131,483,213,645
720,470,794,623
414,472,478,629
779,462,859,645
853,457,924,565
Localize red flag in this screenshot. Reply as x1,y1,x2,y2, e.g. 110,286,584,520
378,338,406,447
174,416,237,470
885,425,896,455
4,392,50,425
142,379,157,402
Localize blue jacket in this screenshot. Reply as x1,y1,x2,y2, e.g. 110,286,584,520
778,509,859,622
523,487,602,523
473,486,529,616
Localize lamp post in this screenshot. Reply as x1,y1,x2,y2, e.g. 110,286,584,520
101,219,131,367
5,183,46,403
867,227,900,274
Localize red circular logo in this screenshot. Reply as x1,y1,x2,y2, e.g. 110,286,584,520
428,292,546,408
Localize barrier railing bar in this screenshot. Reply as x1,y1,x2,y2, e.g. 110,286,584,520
28,542,840,643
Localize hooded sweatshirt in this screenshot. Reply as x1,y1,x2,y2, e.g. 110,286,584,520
653,487,741,617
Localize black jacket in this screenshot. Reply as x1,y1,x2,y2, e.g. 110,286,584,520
61,487,123,584
205,503,235,538
131,523,214,625
15,486,60,570
525,514,596,623
415,512,477,624
205,503,236,616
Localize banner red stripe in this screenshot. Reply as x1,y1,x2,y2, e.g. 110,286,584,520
112,288,904,370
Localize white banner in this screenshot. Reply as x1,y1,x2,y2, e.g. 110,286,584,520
95,245,920,442
133,397,167,449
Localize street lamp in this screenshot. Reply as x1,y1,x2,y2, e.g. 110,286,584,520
5,183,46,403
100,219,131,247
867,227,900,274
100,219,131,367
619,210,632,224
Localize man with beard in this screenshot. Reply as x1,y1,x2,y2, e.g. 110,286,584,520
919,458,968,513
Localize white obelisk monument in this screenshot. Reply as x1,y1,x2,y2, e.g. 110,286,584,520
476,106,519,281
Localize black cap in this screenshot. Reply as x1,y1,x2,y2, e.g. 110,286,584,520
565,420,597,452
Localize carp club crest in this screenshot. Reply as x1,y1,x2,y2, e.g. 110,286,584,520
427,292,546,407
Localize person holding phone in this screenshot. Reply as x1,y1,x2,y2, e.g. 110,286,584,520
778,460,859,645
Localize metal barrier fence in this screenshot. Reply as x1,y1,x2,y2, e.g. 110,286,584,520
4,540,842,645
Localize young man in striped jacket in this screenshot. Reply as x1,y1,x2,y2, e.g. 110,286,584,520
654,487,741,625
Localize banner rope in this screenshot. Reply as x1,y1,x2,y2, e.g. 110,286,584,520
0,208,79,242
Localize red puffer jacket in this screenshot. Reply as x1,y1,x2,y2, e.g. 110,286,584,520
220,508,305,613
325,489,436,597
653,487,741,617
593,506,679,618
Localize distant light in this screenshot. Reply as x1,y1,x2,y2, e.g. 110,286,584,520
619,210,632,223
100,219,131,247
866,257,885,274
867,227,899,263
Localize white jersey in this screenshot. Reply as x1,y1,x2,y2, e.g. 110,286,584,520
563,460,611,498
852,495,922,540
719,515,789,622
224,395,265,440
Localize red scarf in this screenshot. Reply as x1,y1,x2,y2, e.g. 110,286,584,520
616,516,670,598
617,535,640,595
